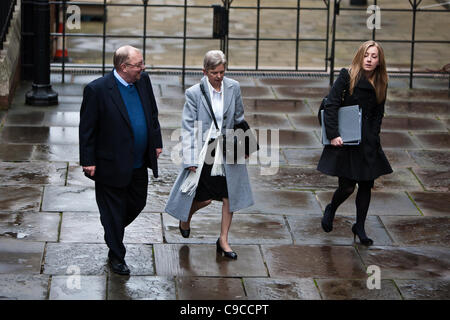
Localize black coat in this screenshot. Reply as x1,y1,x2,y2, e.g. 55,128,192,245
317,68,392,181
79,72,163,187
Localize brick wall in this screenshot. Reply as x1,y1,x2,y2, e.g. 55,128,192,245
0,0,21,110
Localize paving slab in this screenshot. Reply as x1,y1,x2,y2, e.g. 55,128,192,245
381,117,447,132
380,131,420,149
408,150,450,170
0,239,44,274
60,212,163,244
414,133,450,149
66,162,95,186
413,168,450,192
243,278,321,300
154,244,267,277
385,101,450,117
158,113,182,129
287,215,393,246
0,274,49,300
163,213,292,245
0,144,79,162
395,279,450,300
256,78,328,87
156,97,185,113
262,245,366,279
254,129,321,148
288,115,321,131
243,99,312,114
273,86,328,99
409,192,450,216
44,243,154,276
241,86,276,99
0,212,60,242
159,85,186,99
387,89,450,101
241,189,322,215
0,161,67,186
316,279,402,300
357,246,450,280
374,168,423,191
49,275,106,300
4,110,46,126
0,186,43,212
176,277,246,300
316,191,420,216
245,114,293,129
380,216,450,247
0,126,79,144
4,111,80,127
108,275,176,300
248,166,337,190
42,186,97,212
384,150,417,169
282,148,322,166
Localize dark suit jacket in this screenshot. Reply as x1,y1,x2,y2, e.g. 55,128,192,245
79,71,163,187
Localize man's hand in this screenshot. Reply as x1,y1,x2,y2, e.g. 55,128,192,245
156,148,163,158
331,137,343,147
82,166,96,177
188,166,197,172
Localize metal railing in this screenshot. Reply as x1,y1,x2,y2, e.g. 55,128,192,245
22,0,450,88
0,0,17,50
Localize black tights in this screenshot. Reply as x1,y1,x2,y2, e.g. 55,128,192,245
330,177,373,231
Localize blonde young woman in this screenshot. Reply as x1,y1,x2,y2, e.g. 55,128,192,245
317,41,393,245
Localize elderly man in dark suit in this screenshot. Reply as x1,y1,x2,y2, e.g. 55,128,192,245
79,45,162,275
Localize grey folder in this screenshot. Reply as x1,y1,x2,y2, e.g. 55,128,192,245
321,105,361,145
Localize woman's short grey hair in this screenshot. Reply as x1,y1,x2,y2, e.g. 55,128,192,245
203,50,227,71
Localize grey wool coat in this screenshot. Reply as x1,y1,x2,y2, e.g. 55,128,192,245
164,76,254,222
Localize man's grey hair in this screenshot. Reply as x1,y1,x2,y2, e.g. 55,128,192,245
203,50,227,71
113,45,140,70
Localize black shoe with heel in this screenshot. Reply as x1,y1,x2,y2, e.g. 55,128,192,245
179,221,190,238
321,204,335,233
351,224,373,246
216,238,237,260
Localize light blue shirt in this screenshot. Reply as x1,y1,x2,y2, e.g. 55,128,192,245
114,69,131,87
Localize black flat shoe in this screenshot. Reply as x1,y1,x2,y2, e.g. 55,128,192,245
108,258,130,275
351,224,373,246
216,238,237,260
321,204,335,233
179,221,190,238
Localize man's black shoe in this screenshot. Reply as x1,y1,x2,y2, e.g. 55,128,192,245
108,258,130,275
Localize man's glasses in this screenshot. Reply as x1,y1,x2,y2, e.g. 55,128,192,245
125,62,145,68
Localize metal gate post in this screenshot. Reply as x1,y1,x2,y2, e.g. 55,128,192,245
25,0,58,106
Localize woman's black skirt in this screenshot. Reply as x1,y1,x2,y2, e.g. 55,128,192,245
194,162,228,202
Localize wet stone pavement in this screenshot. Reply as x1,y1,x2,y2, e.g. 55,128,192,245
0,74,449,300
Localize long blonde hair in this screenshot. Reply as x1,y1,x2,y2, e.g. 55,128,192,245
348,41,388,104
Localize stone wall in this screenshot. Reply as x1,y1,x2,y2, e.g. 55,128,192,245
0,1,21,110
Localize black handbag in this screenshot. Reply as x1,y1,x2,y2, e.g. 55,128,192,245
200,82,259,162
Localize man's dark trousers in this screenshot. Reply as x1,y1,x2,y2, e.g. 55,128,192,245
95,166,148,263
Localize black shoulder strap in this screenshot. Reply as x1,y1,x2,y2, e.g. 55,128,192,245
199,82,219,131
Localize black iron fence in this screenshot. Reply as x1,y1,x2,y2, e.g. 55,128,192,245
0,0,17,50
21,0,450,88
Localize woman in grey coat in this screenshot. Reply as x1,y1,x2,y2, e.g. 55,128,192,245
165,50,254,259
